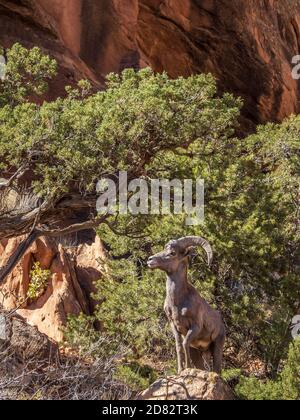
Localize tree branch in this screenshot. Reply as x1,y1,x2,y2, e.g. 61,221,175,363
37,217,106,238
0,230,40,285
0,165,28,190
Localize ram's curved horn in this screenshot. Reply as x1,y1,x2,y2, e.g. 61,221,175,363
175,236,213,266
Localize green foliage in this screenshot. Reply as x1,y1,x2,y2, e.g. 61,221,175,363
236,339,300,400
27,262,50,301
93,258,174,357
64,313,99,354
0,43,57,106
114,362,158,393
236,376,282,401
222,369,242,382
0,55,240,199
280,338,300,400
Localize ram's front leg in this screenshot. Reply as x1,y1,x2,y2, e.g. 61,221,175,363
171,323,184,374
183,326,200,369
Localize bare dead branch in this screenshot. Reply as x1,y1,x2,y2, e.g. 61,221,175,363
0,165,28,190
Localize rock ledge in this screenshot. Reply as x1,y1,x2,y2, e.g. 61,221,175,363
139,369,235,401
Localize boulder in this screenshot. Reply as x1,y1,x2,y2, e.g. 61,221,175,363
139,369,235,401
0,311,58,362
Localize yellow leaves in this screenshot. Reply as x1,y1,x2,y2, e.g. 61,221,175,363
27,262,50,301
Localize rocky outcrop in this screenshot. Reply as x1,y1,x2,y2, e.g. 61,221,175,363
0,233,105,341
0,310,58,361
0,0,299,129
139,369,235,400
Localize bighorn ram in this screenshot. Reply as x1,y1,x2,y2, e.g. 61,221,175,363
148,237,225,374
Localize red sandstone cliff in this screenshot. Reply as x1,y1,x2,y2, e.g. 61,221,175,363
1,0,300,340
0,0,299,128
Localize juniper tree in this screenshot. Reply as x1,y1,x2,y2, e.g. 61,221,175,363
0,43,240,284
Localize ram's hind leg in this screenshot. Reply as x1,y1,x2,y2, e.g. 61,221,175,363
190,348,212,371
212,333,225,374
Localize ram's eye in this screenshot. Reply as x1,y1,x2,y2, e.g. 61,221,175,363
169,251,176,257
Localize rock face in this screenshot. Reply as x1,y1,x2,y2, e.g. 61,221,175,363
139,369,235,400
0,0,299,129
0,310,58,361
0,233,105,341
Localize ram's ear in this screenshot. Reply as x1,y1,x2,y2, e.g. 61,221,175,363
184,246,195,257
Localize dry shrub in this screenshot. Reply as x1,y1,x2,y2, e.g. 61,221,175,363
0,338,132,400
